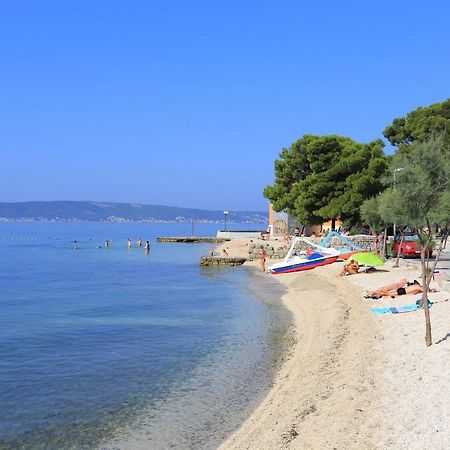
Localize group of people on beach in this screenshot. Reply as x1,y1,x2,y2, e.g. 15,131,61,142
338,257,436,298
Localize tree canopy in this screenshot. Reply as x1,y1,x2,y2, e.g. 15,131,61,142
383,98,450,147
264,135,388,226
384,136,450,228
360,196,386,234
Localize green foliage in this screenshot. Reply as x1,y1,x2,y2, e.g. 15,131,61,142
383,98,450,147
263,138,312,215
429,191,450,228
360,197,383,234
378,136,450,229
264,135,388,226
377,189,405,227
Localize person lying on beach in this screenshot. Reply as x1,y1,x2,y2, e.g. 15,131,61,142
386,285,424,297
339,259,360,276
365,279,417,298
365,281,436,298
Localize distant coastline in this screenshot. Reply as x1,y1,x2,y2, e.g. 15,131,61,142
0,217,265,224
0,201,267,224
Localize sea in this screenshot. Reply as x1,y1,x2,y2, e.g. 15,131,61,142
0,222,291,450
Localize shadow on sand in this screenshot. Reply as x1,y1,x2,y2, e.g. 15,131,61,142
435,332,450,345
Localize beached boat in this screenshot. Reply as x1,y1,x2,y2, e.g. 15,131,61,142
269,237,339,274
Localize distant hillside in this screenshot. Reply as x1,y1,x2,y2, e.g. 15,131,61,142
0,201,267,223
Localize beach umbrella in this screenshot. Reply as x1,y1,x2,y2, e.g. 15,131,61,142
351,252,384,267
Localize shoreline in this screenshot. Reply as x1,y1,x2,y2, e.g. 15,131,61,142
219,239,381,449
100,242,293,450
216,238,450,449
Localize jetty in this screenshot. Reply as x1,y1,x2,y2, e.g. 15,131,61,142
157,236,229,243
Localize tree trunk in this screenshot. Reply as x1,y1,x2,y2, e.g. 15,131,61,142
394,232,404,268
425,229,448,285
381,227,387,260
423,296,432,347
372,232,379,254
443,222,449,248
421,248,432,347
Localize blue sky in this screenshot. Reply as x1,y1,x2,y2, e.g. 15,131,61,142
1,1,449,211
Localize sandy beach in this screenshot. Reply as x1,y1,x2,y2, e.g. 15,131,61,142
217,238,450,449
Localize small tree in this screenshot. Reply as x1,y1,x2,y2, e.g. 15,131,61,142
430,191,450,248
360,197,383,234
426,191,450,281
377,189,409,266
360,196,387,258
379,136,450,346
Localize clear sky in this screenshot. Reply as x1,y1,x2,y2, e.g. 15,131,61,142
1,1,449,211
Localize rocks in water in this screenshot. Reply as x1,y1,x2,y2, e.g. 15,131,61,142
157,237,229,243
200,256,246,266
248,243,284,260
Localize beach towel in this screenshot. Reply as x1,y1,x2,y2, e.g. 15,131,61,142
371,300,433,315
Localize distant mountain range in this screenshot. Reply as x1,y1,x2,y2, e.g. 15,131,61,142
0,201,268,223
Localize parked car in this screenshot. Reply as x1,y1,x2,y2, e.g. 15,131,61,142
392,234,432,258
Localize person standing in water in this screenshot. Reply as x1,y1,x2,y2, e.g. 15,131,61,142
144,240,150,253
127,239,132,249
136,238,142,248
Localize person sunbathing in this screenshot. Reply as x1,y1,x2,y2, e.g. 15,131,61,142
339,259,360,276
382,284,425,297
365,280,435,298
366,278,408,297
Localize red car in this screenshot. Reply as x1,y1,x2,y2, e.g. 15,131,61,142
392,234,432,258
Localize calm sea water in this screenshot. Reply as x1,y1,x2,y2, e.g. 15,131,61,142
0,222,290,449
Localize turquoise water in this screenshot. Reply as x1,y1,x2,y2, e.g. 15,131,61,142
0,222,289,449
